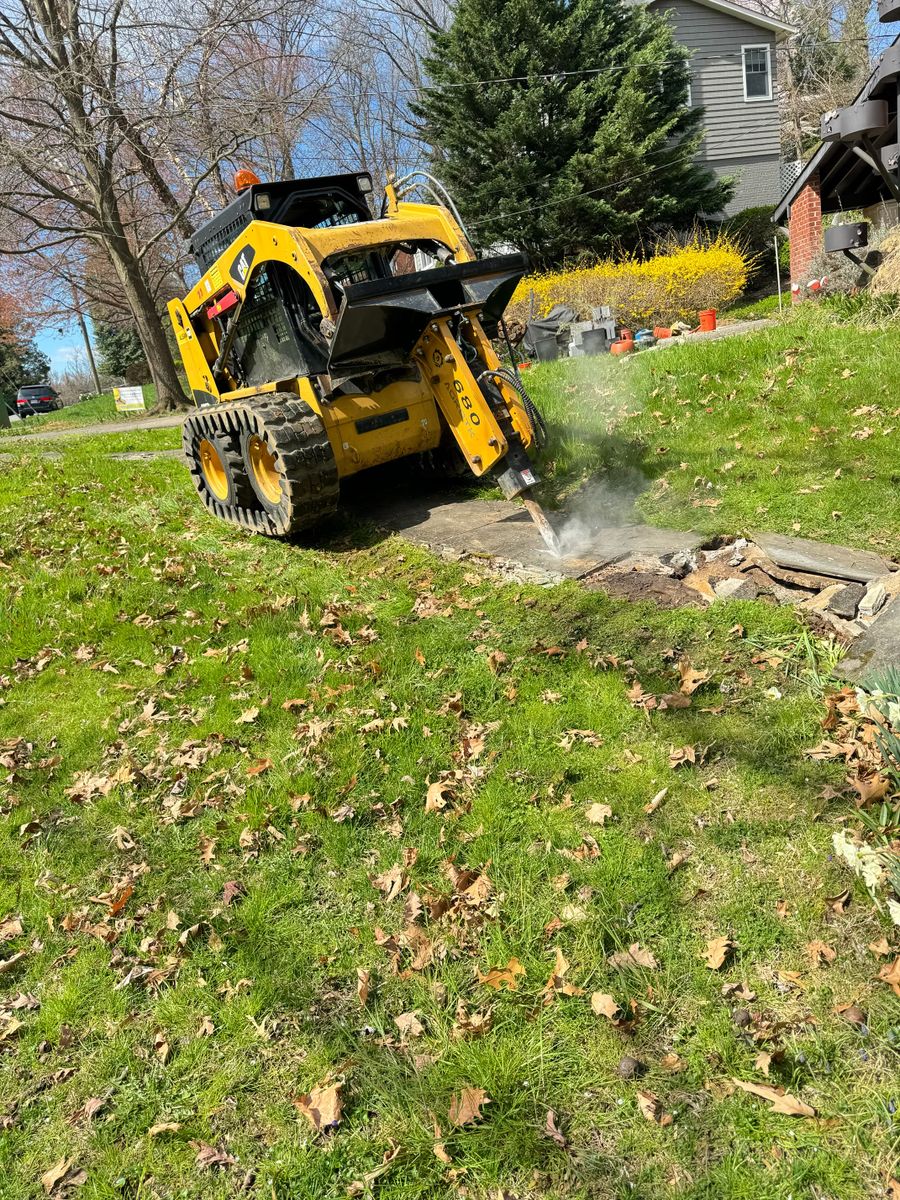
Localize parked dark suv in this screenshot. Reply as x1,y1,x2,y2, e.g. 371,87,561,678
16,385,60,416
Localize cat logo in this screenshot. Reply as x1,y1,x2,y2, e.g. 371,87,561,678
229,245,256,286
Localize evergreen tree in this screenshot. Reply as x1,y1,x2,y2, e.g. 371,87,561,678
94,321,147,378
415,0,732,266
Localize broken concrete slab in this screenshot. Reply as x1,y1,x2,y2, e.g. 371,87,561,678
859,579,889,619
838,597,900,682
754,532,895,583
365,493,702,582
713,576,759,601
827,582,866,620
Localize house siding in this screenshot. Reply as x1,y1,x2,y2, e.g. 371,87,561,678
707,152,783,212
651,0,782,213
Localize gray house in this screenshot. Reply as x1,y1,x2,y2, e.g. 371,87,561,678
647,0,795,213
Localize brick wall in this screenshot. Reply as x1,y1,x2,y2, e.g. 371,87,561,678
788,172,822,285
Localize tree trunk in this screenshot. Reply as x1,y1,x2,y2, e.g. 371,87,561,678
104,234,188,411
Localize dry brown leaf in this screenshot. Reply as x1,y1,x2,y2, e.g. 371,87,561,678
356,968,371,1006
644,787,668,814
666,850,690,874
585,802,612,826
198,1015,214,1037
636,1090,673,1126
806,940,837,967
153,1031,170,1064
486,649,509,674
477,958,525,990
868,937,892,957
148,1121,181,1137
431,1114,452,1164
41,1158,74,1194
193,1141,237,1168
425,780,455,813
590,991,621,1021
668,745,696,769
544,1109,568,1148
235,707,259,725
731,1078,816,1117
0,950,27,975
775,899,789,920
394,1011,424,1040
448,1085,489,1126
371,864,406,902
878,956,900,997
825,889,851,914
678,660,711,695
660,1053,684,1072
754,1051,772,1076
197,835,217,866
608,943,658,970
703,936,734,970
0,914,22,941
293,1081,344,1132
108,882,133,916
542,946,584,1000
246,758,272,777
222,880,246,907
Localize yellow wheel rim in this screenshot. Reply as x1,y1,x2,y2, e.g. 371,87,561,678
247,435,283,504
199,438,229,501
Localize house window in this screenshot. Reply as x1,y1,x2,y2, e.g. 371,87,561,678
742,44,772,102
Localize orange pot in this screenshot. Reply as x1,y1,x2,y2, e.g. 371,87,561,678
698,309,717,333
610,338,634,357
653,326,672,339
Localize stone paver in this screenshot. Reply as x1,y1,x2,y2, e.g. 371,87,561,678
838,598,900,682
754,532,895,583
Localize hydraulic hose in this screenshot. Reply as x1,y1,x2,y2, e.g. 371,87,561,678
486,365,548,449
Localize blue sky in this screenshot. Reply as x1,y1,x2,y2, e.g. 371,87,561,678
37,317,92,380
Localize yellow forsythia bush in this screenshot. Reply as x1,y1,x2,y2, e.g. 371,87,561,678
508,234,750,329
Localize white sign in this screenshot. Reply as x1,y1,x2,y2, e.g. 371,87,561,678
113,386,147,413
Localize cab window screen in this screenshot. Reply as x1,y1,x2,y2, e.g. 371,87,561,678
231,265,301,385
273,193,365,230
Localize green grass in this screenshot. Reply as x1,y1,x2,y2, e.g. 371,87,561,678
722,293,783,320
0,388,162,436
527,305,900,551
0,428,897,1198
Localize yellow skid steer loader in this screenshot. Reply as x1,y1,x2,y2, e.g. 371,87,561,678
168,170,559,550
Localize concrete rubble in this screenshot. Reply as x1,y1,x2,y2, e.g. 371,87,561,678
581,532,899,641
363,492,900,680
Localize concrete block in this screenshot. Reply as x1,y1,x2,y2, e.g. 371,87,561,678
859,579,889,618
826,582,865,619
713,576,760,600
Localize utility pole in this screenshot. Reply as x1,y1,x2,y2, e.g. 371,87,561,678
71,286,102,395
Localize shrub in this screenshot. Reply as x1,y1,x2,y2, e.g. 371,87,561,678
722,205,782,285
508,233,750,329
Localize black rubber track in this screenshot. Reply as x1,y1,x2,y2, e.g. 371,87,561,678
183,423,257,510
182,396,339,537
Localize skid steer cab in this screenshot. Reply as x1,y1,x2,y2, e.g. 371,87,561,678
168,169,558,551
